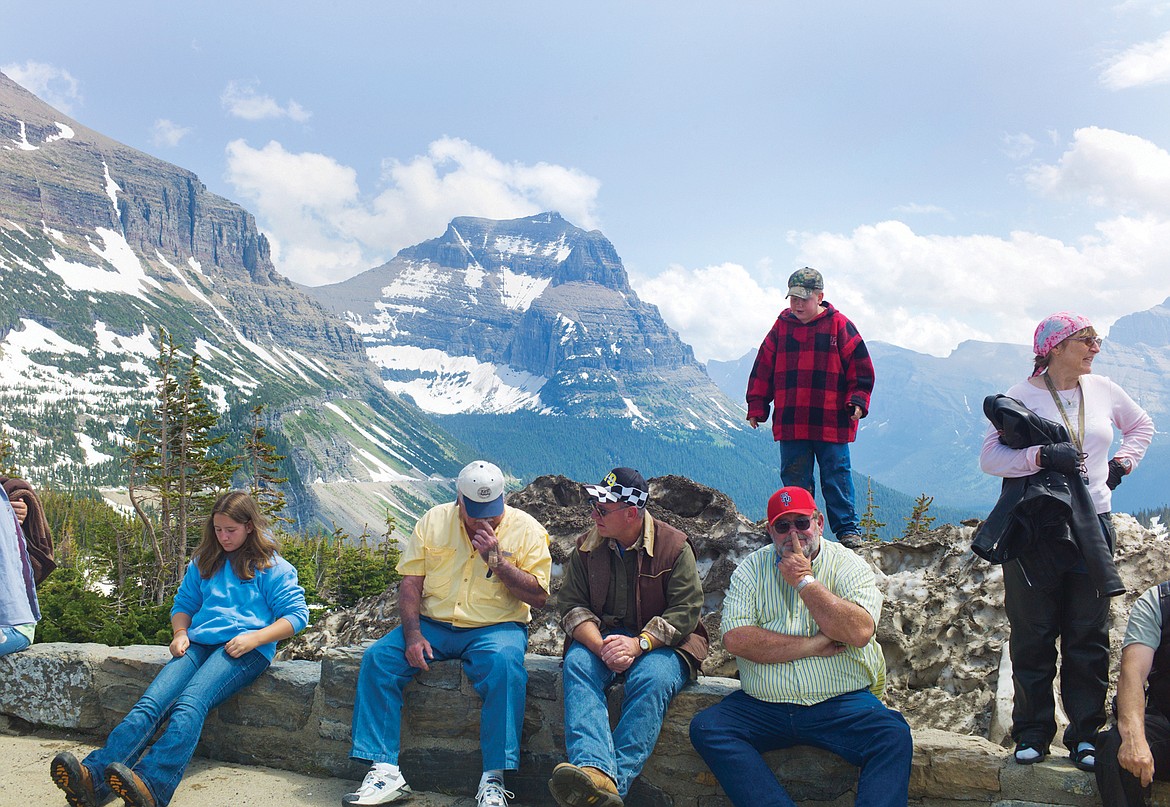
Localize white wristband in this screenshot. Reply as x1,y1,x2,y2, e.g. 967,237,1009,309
796,575,816,593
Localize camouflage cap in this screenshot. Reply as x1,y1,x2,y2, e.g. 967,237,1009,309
786,267,824,299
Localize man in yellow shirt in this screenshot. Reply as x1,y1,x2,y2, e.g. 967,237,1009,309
344,461,552,807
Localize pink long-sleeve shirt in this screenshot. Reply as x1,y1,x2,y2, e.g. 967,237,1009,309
980,373,1155,514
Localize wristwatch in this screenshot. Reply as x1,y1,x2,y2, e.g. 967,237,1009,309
638,634,653,653
1118,457,1133,474
796,574,816,593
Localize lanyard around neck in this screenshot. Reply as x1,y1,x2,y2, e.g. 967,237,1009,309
1042,372,1085,453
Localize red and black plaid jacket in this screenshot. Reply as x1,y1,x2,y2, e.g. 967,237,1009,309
745,302,874,443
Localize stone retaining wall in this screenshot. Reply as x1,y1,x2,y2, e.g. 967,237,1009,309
0,643,1133,806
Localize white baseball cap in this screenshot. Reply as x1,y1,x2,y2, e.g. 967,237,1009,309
456,461,505,518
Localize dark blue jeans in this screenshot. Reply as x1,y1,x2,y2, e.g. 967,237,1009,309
779,440,859,538
82,642,269,806
690,689,912,807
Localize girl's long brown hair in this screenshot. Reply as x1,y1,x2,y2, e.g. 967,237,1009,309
193,491,279,580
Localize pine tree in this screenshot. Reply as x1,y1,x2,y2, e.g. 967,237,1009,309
126,327,238,603
859,477,886,542
902,493,936,539
0,427,22,478
242,404,290,523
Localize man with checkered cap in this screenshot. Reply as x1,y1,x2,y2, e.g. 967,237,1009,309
344,460,552,807
549,468,707,807
746,266,875,549
689,486,911,807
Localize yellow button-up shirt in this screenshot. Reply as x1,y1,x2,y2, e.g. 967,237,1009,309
397,502,551,628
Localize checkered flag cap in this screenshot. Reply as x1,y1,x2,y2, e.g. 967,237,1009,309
584,467,649,508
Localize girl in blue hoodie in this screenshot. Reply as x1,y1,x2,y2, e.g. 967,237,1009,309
50,491,309,807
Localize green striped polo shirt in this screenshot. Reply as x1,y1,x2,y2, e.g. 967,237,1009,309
722,540,886,704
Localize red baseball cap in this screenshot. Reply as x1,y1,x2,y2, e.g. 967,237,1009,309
767,486,817,524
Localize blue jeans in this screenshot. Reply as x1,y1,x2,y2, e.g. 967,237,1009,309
563,638,689,797
82,643,269,806
350,617,528,770
779,440,859,538
690,689,912,807
0,626,31,657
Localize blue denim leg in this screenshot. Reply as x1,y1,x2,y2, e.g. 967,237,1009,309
82,643,269,806
690,689,912,807
455,622,529,770
779,440,816,496
350,619,528,770
0,626,31,657
813,441,859,537
563,641,620,783
610,648,689,796
349,625,424,764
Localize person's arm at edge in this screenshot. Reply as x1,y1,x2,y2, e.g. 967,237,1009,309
841,317,874,418
1116,643,1156,786
746,324,779,426
490,550,548,608
398,574,434,670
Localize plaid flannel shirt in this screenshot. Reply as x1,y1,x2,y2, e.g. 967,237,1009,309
746,301,874,443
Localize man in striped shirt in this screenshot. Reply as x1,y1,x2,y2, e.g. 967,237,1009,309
689,486,912,807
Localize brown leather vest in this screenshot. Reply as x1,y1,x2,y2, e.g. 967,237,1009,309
577,517,709,668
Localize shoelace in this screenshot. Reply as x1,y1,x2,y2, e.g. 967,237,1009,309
476,780,514,806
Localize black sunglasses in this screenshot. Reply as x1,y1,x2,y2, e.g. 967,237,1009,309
771,517,812,534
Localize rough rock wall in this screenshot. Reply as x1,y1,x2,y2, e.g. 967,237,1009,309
281,474,1170,748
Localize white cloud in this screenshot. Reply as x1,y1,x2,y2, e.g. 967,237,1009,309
225,136,602,285
150,118,191,147
1001,132,1037,160
1101,31,1170,89
642,127,1170,362
1026,126,1170,214
221,80,311,122
634,263,788,364
2,61,81,114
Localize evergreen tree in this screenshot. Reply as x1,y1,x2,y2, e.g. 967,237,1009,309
859,477,886,542
903,493,936,539
0,427,22,477
126,328,238,603
241,403,290,523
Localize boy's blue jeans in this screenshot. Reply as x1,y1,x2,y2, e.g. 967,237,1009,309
82,642,269,806
779,440,859,538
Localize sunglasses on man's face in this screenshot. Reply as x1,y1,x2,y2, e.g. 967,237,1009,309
771,517,812,534
592,502,630,518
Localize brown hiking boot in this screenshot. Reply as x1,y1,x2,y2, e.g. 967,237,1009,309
50,752,98,807
838,533,865,549
105,762,155,807
548,763,623,807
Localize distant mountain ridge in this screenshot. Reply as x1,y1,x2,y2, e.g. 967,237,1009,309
304,212,742,430
0,70,468,533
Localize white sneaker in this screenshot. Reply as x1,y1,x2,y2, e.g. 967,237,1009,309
476,778,514,807
341,766,412,805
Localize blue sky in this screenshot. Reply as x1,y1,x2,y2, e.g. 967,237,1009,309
3,1,1170,362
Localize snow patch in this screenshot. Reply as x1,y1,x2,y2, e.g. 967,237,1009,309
366,344,548,415
45,122,75,143
11,121,37,150
498,266,550,311
623,397,648,421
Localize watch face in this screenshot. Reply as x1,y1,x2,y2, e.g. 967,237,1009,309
639,637,651,651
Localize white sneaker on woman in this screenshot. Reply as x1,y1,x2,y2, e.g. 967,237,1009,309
341,766,412,805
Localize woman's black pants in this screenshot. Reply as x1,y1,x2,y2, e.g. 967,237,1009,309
1003,559,1110,750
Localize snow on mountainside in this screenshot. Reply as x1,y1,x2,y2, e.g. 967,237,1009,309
305,212,742,431
0,70,468,533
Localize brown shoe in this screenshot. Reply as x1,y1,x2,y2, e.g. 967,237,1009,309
838,533,865,549
105,762,155,807
548,763,623,807
50,752,98,807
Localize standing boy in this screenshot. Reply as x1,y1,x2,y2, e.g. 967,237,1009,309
746,267,874,547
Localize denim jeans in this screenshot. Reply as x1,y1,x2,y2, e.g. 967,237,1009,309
82,642,269,806
779,440,859,538
0,626,31,657
690,689,912,807
563,638,689,797
350,617,528,771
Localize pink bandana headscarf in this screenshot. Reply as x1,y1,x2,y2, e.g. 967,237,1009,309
1033,311,1094,358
